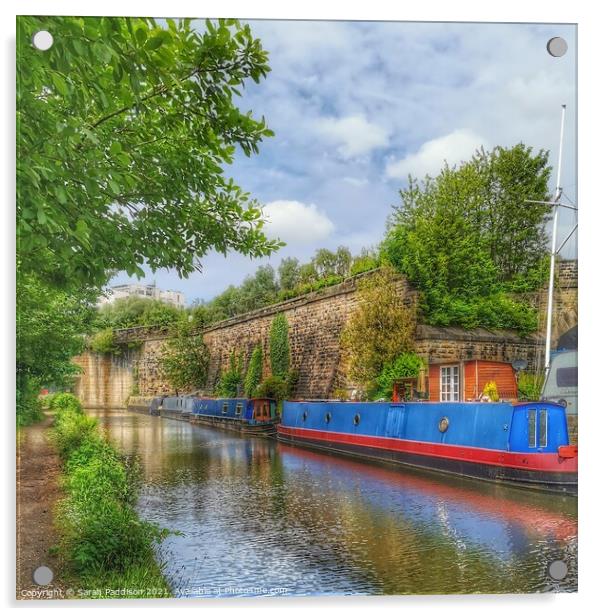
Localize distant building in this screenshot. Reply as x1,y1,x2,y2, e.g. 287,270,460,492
97,282,185,308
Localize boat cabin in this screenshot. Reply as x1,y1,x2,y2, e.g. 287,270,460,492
428,359,517,402
392,359,518,402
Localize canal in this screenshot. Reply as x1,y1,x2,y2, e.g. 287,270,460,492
91,408,577,597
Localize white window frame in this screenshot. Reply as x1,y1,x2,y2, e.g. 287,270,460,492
440,365,460,402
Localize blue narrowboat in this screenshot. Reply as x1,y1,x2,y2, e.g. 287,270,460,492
277,400,577,494
190,397,278,435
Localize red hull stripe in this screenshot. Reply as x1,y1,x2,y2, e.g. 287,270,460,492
277,426,577,473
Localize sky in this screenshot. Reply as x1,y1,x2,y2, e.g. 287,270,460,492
111,20,577,305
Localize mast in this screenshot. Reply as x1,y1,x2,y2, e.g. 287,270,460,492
544,104,566,376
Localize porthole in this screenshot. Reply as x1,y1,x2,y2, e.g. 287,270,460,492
438,416,449,433
353,413,361,426
325,412,332,424
302,410,308,422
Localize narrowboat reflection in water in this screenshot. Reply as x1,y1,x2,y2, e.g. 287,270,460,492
276,443,577,590
278,400,577,494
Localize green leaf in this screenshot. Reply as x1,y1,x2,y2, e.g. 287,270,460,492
55,186,68,204
51,73,69,96
135,27,147,45
145,36,164,50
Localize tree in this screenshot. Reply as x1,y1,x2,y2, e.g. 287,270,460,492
278,257,300,291
312,249,338,278
17,16,281,289
341,267,416,391
381,144,549,332
334,246,352,277
350,248,379,276
17,273,97,422
298,262,318,285
95,296,184,329
215,351,243,397
244,345,263,398
269,313,290,378
159,321,209,393
237,265,279,313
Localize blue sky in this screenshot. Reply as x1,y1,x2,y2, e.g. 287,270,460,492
111,20,577,305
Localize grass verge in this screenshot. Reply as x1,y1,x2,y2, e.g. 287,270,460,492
49,393,172,599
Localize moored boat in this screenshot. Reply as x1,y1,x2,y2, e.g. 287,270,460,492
190,397,278,435
160,395,195,421
277,400,577,494
127,395,163,415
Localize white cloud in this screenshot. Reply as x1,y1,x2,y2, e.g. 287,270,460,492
262,200,335,245
385,129,489,179
315,114,390,158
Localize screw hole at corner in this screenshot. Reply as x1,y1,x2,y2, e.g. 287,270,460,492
32,30,54,51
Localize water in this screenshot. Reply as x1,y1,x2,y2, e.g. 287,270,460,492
91,409,578,597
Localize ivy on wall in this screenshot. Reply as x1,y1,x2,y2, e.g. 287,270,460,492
244,345,263,398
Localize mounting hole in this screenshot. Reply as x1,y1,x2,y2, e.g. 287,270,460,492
32,30,54,51
33,565,54,586
547,37,568,58
548,559,568,580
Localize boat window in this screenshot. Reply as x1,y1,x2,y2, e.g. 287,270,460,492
538,410,547,448
302,410,308,422
353,413,361,426
556,366,578,388
325,412,332,424
222,402,229,415
235,403,243,416
528,409,537,447
440,365,460,402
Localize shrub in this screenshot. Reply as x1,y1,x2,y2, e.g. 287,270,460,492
52,411,98,457
89,328,119,355
49,392,84,414
373,353,425,400
160,321,209,393
341,266,416,391
255,375,288,401
215,351,243,397
269,313,290,378
244,345,263,398
518,372,545,401
52,397,169,581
